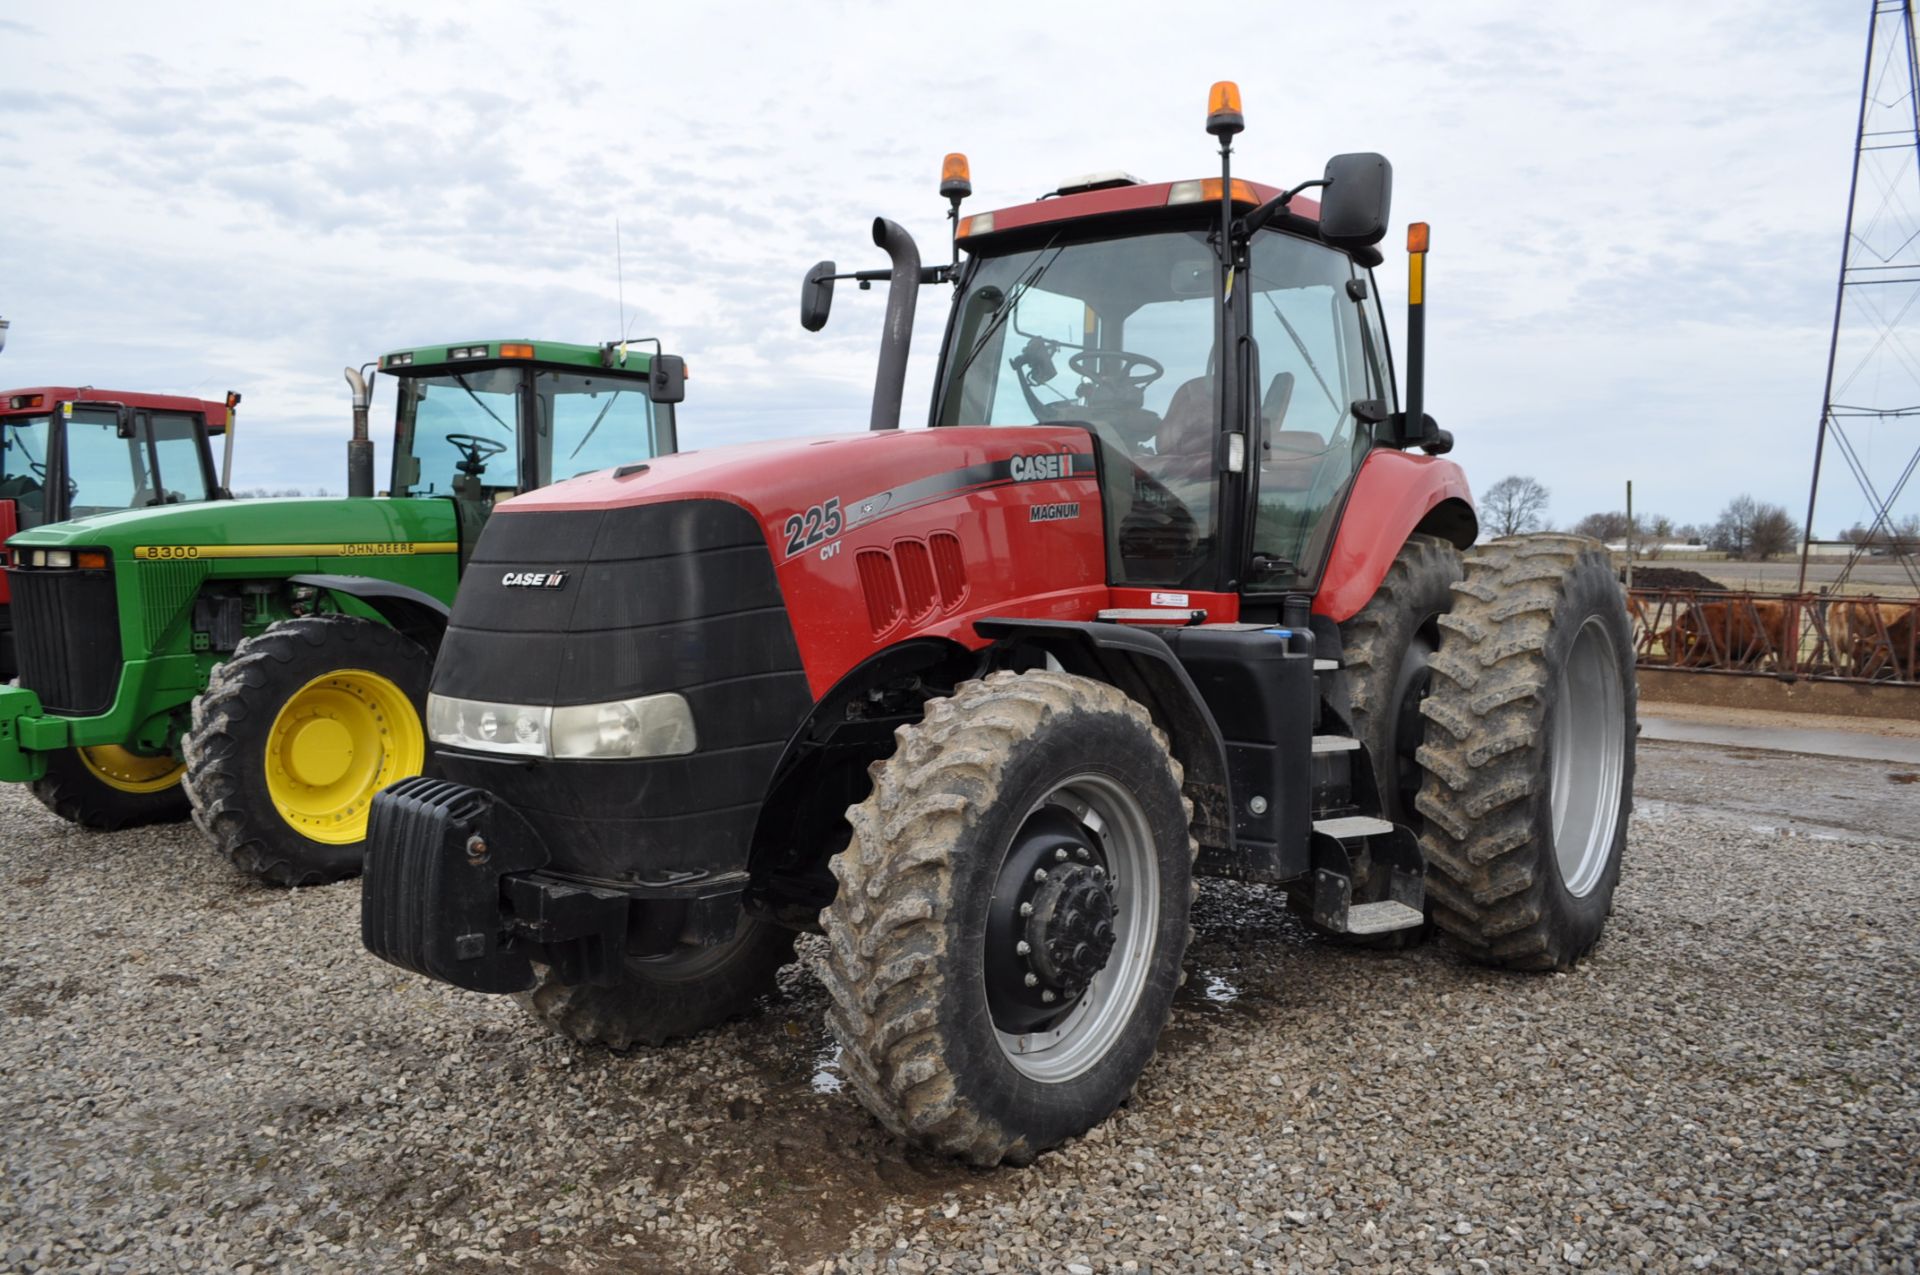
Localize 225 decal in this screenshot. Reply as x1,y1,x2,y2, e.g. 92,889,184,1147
783,498,843,557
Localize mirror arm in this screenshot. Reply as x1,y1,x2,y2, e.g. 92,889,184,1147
1233,179,1329,242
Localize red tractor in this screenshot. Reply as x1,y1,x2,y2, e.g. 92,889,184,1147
362,84,1635,1165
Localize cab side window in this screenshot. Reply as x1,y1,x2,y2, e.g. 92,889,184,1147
1246,233,1374,582
147,412,210,504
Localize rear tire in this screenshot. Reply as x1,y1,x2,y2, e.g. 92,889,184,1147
1416,535,1636,970
516,918,797,1049
184,615,431,887
819,670,1195,1166
31,745,190,830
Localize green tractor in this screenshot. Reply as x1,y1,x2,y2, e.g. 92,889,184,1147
2,386,239,679
0,339,685,885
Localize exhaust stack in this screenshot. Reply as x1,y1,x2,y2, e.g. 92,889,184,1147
869,218,921,431
344,364,375,498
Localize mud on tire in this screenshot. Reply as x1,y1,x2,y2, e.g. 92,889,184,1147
184,615,431,887
819,669,1196,1166
517,918,798,1049
1415,534,1636,970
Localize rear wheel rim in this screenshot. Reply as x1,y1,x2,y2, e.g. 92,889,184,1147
987,772,1159,1084
1551,617,1626,897
79,745,184,794
264,668,423,845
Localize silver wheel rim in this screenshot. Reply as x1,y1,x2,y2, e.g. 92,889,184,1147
1550,617,1626,898
993,772,1160,1083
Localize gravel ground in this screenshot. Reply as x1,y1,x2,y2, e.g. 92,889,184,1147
2,751,1917,1274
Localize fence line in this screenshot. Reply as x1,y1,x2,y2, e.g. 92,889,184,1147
1626,589,1919,685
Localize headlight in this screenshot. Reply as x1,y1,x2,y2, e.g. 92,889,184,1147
426,692,696,760
44,550,72,569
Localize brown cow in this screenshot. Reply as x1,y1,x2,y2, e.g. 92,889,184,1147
1666,596,1795,672
1825,599,1919,680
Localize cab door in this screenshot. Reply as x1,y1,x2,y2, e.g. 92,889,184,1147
1241,232,1391,596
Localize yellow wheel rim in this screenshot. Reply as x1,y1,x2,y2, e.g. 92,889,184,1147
79,745,185,794
263,668,424,845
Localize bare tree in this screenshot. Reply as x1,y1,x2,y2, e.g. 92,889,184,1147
1574,510,1632,542
1710,494,1799,560
1641,514,1676,560
1480,474,1551,537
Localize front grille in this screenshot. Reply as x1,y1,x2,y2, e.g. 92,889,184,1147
8,568,121,714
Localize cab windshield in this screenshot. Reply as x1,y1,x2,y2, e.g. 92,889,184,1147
934,227,1386,589
935,229,1225,586
394,367,667,499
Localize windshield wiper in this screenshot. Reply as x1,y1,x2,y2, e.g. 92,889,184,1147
452,374,514,437
948,235,1068,390
1260,290,1341,417
568,391,623,462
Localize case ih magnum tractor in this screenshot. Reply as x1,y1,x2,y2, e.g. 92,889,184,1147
0,341,684,885
2,387,236,678
363,86,1635,1165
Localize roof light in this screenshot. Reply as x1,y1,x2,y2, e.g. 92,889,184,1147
1054,170,1145,196
6,394,43,410
1407,222,1430,253
1206,81,1245,137
957,211,994,238
383,352,415,368
448,345,489,360
1167,178,1259,207
940,152,972,200
498,343,535,359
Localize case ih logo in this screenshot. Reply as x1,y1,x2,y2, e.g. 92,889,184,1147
501,570,568,589
1008,452,1071,482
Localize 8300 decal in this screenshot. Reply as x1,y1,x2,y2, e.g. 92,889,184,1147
783,498,843,557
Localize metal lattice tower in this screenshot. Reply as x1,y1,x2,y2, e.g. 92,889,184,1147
1800,0,1920,593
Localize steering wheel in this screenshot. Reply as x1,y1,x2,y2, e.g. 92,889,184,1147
1068,349,1164,393
445,433,508,476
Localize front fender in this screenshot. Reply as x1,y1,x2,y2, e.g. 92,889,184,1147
1315,449,1477,624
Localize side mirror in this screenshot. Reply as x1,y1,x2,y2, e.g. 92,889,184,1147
801,260,837,332
1319,153,1392,248
647,354,687,405
115,406,137,439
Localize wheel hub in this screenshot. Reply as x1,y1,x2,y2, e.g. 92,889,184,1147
287,717,355,787
1023,863,1116,997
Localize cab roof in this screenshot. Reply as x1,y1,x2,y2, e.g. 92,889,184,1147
957,176,1320,247
2,387,231,433
377,338,659,374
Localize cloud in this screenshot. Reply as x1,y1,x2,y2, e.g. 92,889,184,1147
0,0,1899,535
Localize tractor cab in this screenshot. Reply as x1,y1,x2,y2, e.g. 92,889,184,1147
373,340,684,559
0,387,232,534
0,387,233,678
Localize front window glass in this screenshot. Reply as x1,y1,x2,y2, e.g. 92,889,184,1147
64,408,152,516
532,370,662,486
395,370,523,498
1245,232,1377,584
0,415,54,527
146,413,210,505
936,229,1224,585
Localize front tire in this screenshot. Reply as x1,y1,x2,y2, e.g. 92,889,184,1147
184,615,431,887
517,918,797,1048
31,744,191,830
1416,535,1636,970
820,670,1196,1166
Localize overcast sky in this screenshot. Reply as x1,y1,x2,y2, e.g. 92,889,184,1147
0,1,1904,535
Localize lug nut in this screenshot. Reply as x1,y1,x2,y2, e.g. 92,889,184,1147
1024,973,1039,988
1055,847,1069,862
1041,990,1057,1004
1075,847,1091,861
1034,868,1048,883
1020,902,1034,917
1016,940,1031,956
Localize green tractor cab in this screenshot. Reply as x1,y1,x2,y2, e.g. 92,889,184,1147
0,338,685,885
1,387,236,678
